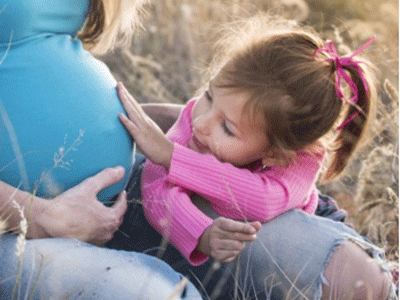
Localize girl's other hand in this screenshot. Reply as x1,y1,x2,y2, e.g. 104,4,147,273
117,82,174,169
33,166,128,246
197,217,261,263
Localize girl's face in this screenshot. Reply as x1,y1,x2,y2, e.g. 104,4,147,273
190,78,271,167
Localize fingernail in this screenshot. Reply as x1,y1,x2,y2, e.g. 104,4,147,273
249,227,256,234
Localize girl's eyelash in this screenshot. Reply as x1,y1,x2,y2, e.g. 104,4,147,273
222,121,234,136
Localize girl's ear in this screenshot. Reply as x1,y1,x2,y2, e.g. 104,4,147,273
261,148,296,168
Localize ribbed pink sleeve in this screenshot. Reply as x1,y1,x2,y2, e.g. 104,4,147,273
141,174,213,265
168,144,321,222
141,99,213,266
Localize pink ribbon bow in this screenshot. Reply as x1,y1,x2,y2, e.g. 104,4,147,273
314,36,376,129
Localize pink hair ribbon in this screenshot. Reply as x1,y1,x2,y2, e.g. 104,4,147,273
313,36,376,129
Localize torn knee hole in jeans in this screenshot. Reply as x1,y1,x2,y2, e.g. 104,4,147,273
347,237,392,272
346,237,398,300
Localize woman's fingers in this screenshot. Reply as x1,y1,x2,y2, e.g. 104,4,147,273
110,190,128,221
77,166,125,197
43,167,130,245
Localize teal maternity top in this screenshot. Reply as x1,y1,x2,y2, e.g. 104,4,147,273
0,0,134,203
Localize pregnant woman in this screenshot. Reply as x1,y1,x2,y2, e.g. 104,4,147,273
0,1,201,299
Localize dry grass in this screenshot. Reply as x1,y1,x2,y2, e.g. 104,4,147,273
0,218,6,235
102,0,399,262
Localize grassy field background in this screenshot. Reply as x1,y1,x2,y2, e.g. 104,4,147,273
101,0,399,263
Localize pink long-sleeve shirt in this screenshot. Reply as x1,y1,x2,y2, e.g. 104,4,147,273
141,99,323,265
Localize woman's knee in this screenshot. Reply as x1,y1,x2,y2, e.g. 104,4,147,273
322,240,392,300
0,236,201,300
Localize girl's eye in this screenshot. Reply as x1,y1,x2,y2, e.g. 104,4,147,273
222,121,234,137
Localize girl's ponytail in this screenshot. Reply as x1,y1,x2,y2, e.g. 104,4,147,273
319,38,377,182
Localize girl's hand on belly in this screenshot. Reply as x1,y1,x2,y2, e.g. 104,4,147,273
196,217,262,263
117,83,174,170
33,167,128,246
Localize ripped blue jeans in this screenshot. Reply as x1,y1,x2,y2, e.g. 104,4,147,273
105,154,396,300
0,235,202,300
0,154,395,300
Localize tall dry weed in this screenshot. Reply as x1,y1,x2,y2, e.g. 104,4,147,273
0,218,6,235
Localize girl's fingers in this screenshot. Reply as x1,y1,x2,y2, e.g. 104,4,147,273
218,230,257,242
222,256,236,263
119,113,139,135
212,249,240,263
215,239,246,251
118,83,143,114
117,84,141,118
216,217,257,234
250,221,262,232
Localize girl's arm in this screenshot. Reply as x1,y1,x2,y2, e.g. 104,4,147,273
142,161,259,265
0,167,128,245
167,144,322,222
118,82,321,222
142,177,212,265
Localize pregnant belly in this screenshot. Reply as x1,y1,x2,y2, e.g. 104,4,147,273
0,35,133,203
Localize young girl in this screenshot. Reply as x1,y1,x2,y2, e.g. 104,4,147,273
118,25,375,259
117,16,395,299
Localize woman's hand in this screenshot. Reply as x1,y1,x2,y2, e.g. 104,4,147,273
197,217,262,263
117,82,174,169
32,166,128,246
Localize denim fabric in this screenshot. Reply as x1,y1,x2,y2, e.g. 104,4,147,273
316,194,348,223
0,156,201,300
0,234,201,300
106,154,392,300
1,154,391,300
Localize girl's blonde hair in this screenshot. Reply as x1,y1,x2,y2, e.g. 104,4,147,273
78,0,149,55
208,14,377,182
